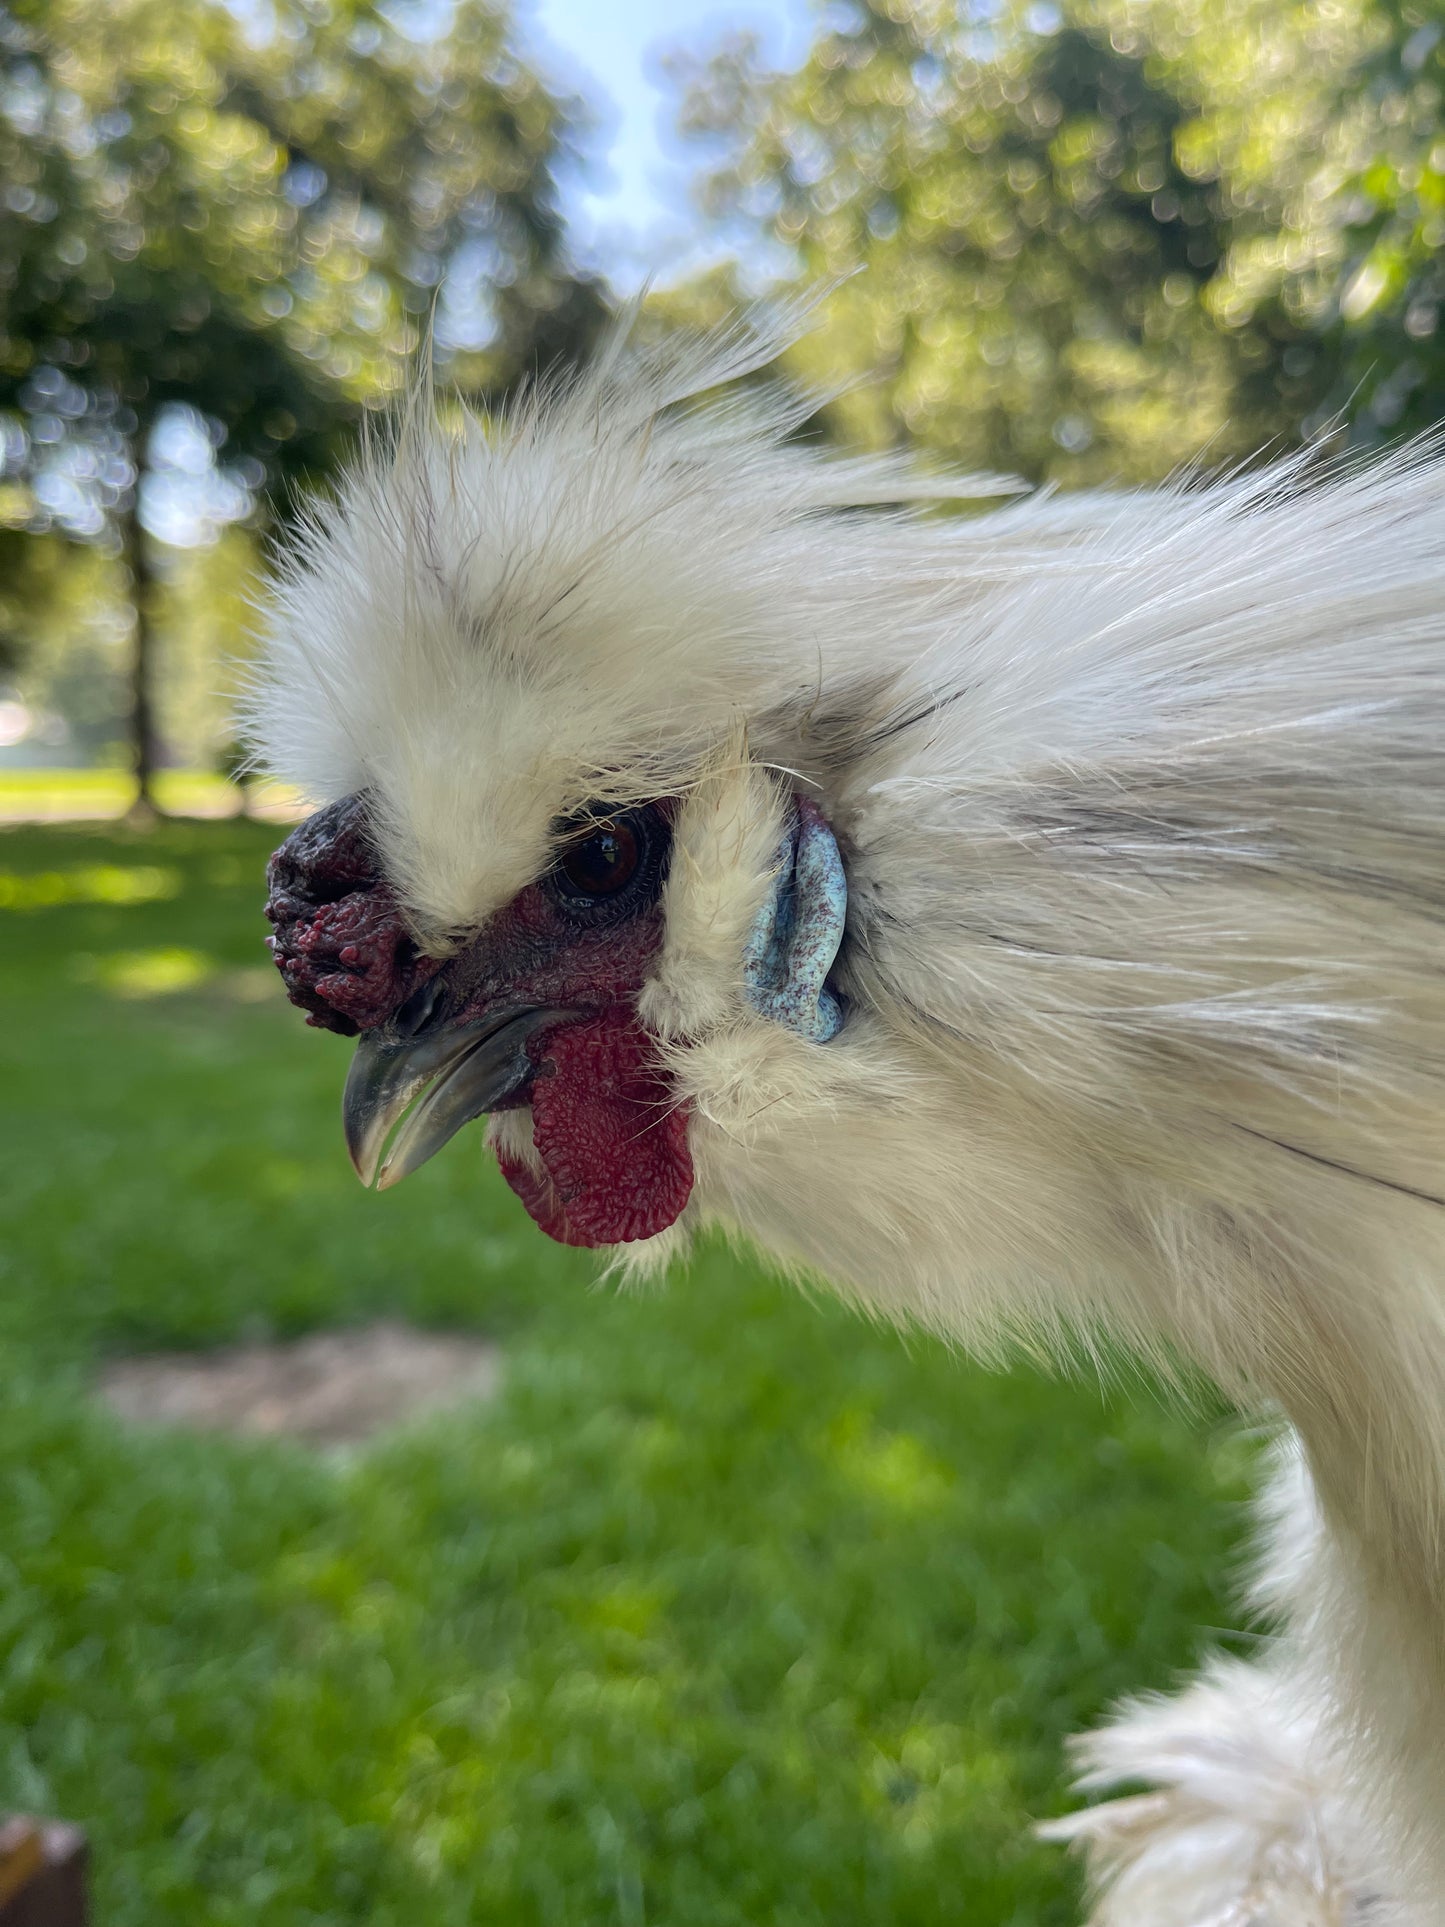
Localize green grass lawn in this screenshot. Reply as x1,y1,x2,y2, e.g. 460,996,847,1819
0,770,302,821
0,819,1255,1926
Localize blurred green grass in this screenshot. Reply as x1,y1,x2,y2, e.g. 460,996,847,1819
0,819,1254,1926
0,771,303,822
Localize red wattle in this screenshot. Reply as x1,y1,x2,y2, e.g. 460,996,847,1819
496,1011,692,1248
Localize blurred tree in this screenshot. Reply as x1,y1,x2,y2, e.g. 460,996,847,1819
0,529,30,673
1331,2,1445,440
154,530,266,782
0,0,605,807
670,0,1413,484
0,531,131,761
1166,0,1445,447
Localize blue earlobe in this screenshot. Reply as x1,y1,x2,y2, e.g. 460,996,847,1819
742,796,848,1043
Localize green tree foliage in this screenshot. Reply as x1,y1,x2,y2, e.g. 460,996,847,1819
1207,0,1445,446
0,0,604,799
675,1,1243,480
0,530,131,757
674,0,1441,483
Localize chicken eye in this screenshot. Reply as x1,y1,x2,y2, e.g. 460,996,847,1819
545,803,670,917
555,819,642,902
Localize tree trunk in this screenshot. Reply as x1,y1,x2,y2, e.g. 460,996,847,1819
122,491,160,819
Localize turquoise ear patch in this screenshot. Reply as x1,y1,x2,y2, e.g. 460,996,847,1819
742,796,847,1043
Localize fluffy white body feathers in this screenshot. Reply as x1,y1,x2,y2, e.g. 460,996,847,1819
250,315,1445,1923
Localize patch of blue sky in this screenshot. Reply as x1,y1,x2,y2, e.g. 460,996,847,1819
522,0,813,291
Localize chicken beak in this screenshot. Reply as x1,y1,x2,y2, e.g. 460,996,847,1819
343,1007,561,1191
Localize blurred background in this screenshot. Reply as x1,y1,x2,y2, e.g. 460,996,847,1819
0,1,1436,1921
1,0,1440,806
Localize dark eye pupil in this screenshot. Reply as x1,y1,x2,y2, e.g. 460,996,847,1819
559,822,640,898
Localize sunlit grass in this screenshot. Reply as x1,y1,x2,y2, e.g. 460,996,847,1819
0,769,305,821
0,864,181,910
0,818,1255,1927
70,945,217,997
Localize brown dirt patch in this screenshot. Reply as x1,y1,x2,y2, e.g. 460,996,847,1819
97,1321,502,1447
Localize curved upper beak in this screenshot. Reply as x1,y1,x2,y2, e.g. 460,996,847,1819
343,1007,562,1191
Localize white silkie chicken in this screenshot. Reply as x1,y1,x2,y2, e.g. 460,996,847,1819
253,312,1445,1925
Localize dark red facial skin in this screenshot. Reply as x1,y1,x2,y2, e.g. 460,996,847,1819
264,795,693,1247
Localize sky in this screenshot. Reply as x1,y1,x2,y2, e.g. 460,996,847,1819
523,0,814,288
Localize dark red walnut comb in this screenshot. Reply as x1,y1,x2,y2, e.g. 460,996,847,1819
264,792,441,1036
